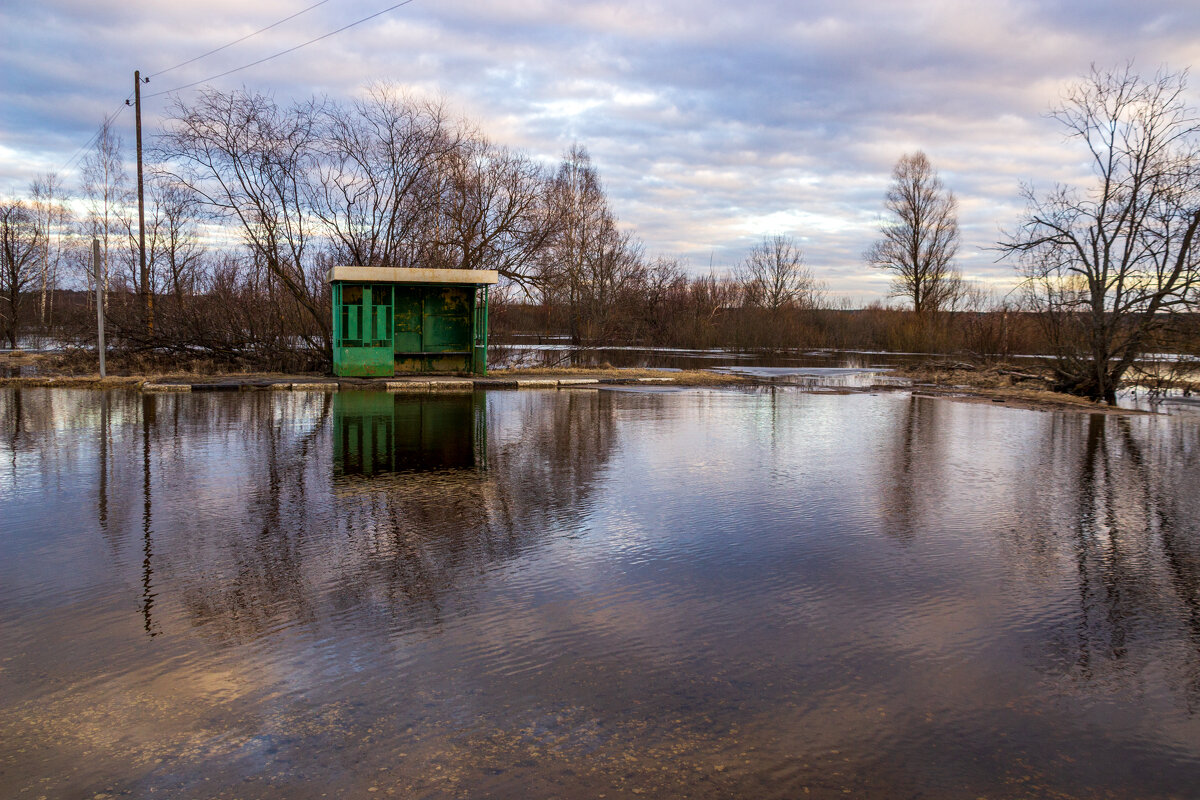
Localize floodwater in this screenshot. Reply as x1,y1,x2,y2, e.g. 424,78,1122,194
491,341,932,371
2,387,1200,799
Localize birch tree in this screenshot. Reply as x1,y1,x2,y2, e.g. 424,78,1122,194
81,121,127,301
540,145,638,344
29,173,70,326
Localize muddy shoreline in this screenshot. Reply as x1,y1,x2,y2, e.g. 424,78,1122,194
0,359,1151,415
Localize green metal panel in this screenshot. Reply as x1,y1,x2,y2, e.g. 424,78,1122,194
333,282,394,377
472,284,489,375
333,277,491,376
367,284,393,345
423,286,472,351
337,347,394,376
332,282,342,351
393,289,422,353
341,284,363,346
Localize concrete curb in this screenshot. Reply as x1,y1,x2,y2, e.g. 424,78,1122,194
191,382,243,392
130,374,678,394
428,380,474,392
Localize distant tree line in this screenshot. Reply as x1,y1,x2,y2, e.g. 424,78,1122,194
3,66,1199,402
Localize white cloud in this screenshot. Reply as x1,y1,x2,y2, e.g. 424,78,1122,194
4,0,1200,300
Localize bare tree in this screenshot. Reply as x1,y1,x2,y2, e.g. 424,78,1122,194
688,270,738,336
312,87,457,269
439,134,557,281
29,173,70,327
0,199,44,348
158,88,563,363
136,177,206,304
540,145,636,344
81,120,127,301
867,151,962,315
158,89,330,356
739,235,821,311
999,65,1200,404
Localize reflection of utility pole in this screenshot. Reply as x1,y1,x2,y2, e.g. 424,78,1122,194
92,239,105,378
98,392,108,530
141,393,159,637
8,389,21,486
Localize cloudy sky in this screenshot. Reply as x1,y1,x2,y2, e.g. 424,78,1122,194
3,0,1199,302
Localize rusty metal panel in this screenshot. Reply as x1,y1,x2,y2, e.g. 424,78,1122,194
394,353,472,373
423,286,472,351
393,289,422,353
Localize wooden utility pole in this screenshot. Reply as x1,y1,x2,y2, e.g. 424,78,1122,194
133,70,153,335
93,238,106,378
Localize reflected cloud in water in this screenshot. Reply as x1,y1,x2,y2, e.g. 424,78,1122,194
2,387,1199,798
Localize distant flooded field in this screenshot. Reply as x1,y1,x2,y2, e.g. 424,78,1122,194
2,386,1199,798
489,341,935,371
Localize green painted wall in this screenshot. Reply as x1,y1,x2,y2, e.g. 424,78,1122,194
332,281,488,377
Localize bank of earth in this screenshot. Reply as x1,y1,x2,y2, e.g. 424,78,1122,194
0,358,1149,415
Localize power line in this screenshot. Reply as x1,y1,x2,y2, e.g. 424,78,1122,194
58,99,131,174
146,0,417,99
54,0,416,179
146,0,334,80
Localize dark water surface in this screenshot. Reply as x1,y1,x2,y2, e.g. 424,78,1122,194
491,342,932,371
2,387,1200,799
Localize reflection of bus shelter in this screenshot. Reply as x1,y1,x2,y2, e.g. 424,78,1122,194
329,267,499,377
332,391,486,478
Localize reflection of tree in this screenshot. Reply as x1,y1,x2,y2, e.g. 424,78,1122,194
879,395,947,543
1109,417,1200,710
872,395,1200,708
1042,414,1200,707
1071,416,1132,673
174,392,332,643
324,390,620,630
167,390,619,644
1,388,132,544
3,387,21,483
98,392,109,534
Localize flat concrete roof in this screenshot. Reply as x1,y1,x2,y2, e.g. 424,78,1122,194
327,266,499,285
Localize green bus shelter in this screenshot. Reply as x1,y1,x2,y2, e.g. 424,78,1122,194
329,266,499,378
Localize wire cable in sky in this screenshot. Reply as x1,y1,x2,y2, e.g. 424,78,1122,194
58,100,131,173
146,0,417,99
146,0,334,80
